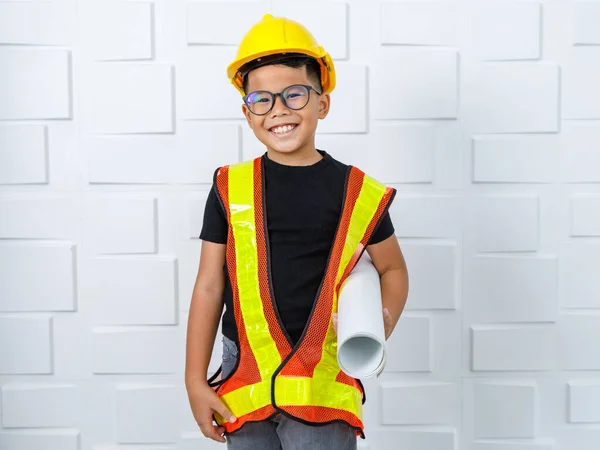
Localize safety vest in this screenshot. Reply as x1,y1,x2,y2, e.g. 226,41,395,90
208,156,396,437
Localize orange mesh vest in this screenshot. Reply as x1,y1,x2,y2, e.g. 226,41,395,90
208,157,396,438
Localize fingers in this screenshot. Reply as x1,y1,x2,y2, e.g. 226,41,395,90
213,399,237,425
199,420,227,443
332,313,338,334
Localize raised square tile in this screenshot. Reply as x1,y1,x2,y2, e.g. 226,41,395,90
469,3,540,60
465,256,558,323
474,382,537,438
464,63,559,133
85,197,157,254
0,316,53,374
0,49,71,120
88,257,177,325
0,126,48,184
85,64,173,134
372,48,457,119
0,243,76,313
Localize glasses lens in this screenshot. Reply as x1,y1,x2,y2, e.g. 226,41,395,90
246,91,273,115
283,85,310,110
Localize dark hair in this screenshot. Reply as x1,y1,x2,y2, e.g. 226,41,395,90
241,54,322,94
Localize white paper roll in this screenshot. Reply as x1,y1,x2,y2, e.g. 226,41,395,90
336,254,386,378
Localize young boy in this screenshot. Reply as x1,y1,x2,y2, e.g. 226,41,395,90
185,14,409,450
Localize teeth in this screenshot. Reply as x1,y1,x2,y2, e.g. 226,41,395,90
272,125,295,134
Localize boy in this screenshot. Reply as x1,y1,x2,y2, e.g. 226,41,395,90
185,14,409,450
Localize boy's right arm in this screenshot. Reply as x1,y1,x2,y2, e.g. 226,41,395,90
185,240,236,443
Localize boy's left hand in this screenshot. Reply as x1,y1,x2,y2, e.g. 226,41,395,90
332,308,393,340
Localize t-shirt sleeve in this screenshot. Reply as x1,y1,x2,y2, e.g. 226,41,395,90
368,210,395,245
199,175,228,244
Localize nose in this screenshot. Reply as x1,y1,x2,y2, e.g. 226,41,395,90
270,93,290,117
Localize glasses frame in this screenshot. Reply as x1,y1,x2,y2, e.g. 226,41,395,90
243,84,322,116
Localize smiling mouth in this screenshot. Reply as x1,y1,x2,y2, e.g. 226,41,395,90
269,124,297,136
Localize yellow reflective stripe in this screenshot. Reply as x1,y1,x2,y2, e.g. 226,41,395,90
313,174,387,380
218,380,272,423
228,162,281,379
275,377,363,419
218,377,363,424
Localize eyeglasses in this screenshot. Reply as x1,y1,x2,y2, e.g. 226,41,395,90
243,84,321,116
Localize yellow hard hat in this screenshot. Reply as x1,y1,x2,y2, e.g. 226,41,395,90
227,14,336,95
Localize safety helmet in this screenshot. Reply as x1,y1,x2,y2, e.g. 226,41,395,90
227,14,336,95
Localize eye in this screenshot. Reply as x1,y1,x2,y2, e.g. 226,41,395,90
247,92,272,104
284,86,309,99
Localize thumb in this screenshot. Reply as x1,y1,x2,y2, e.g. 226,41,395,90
213,399,236,424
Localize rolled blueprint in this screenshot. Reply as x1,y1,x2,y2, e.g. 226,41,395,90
336,254,386,378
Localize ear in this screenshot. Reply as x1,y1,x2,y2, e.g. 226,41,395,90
241,103,253,128
318,93,330,120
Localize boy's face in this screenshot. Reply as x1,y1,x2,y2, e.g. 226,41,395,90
242,64,330,157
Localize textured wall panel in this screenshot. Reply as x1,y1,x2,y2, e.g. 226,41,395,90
560,313,600,370
178,47,240,119
187,2,265,45
87,123,240,184
381,2,457,46
472,135,559,184
368,430,455,450
568,381,600,423
384,315,431,372
571,195,600,236
85,197,157,254
317,123,436,184
85,64,173,134
470,195,539,252
0,431,80,450
92,327,177,374
389,196,461,238
557,429,600,450
573,2,600,44
0,2,70,46
317,64,367,133
1,384,79,428
0,316,53,374
468,3,540,60
401,243,456,310
0,198,77,239
465,256,558,323
562,122,600,183
560,244,600,308
88,2,153,60
464,63,559,133
116,385,179,443
472,444,554,450
0,49,71,120
472,326,556,371
563,47,600,119
474,382,537,439
380,382,457,425
0,243,76,313
372,48,458,119
0,125,48,185
188,192,209,240
87,257,177,325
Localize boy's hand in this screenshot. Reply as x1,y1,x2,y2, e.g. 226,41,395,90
187,380,237,443
332,308,393,340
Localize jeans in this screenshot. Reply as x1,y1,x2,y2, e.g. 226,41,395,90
221,336,358,450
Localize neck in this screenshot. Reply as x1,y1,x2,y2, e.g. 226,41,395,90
266,144,322,167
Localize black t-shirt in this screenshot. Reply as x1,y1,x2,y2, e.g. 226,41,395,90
200,150,395,344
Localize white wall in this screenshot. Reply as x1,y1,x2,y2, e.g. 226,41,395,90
1,1,600,449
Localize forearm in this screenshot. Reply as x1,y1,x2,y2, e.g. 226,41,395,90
185,284,223,387
380,267,409,339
